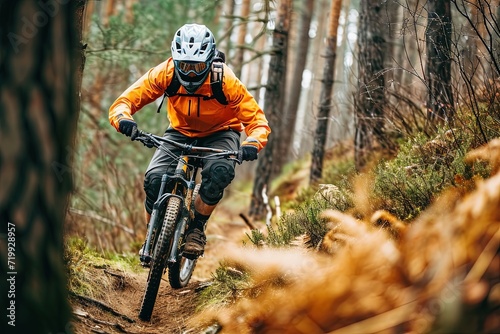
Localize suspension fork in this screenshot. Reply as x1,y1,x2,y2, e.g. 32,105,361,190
169,155,198,211
168,156,199,264
142,174,170,263
171,155,189,196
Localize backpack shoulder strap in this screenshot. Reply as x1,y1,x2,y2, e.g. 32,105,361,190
165,73,181,97
157,58,228,113
156,71,182,113
210,62,228,105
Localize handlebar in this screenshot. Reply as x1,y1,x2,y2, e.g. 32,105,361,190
133,130,242,164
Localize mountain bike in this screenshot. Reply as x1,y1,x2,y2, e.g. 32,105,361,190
133,129,241,321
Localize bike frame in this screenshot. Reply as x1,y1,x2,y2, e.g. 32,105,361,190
137,131,239,266
134,129,240,321
141,156,195,265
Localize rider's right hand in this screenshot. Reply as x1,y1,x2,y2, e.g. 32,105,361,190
119,119,138,140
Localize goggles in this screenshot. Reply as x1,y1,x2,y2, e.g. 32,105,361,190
177,61,208,75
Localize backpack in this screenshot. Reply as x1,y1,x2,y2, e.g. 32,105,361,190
156,50,228,113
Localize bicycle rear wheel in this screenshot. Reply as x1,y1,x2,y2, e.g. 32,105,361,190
168,256,197,289
139,196,181,321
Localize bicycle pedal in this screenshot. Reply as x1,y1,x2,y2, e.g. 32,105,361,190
183,251,203,260
139,255,151,267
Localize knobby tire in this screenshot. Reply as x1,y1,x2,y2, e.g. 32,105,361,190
168,256,197,288
168,184,200,289
139,197,182,321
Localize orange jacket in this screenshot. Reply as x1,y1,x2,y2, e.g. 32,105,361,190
109,58,270,150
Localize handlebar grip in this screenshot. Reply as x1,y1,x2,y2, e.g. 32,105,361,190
237,150,243,164
130,127,139,141
133,129,145,139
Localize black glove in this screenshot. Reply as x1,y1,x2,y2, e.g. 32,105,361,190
239,145,258,162
118,119,138,140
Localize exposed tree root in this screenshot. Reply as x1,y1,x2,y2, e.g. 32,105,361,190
70,292,135,323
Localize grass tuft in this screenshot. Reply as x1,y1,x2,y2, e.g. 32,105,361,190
64,236,140,298
197,264,251,310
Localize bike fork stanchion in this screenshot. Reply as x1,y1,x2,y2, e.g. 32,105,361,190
142,174,169,264
168,212,189,263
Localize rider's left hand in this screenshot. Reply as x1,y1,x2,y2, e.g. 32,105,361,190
239,145,258,161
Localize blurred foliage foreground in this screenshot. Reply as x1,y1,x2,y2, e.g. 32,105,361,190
193,134,500,333
64,111,500,332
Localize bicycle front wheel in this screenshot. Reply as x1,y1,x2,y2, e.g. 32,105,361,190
139,196,182,321
168,184,200,289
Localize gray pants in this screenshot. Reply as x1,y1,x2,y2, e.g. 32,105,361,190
143,128,240,213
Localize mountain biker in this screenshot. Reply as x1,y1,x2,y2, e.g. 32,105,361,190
109,23,271,259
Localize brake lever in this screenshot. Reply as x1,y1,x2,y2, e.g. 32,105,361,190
142,139,155,148
229,157,243,165
133,130,156,148
131,129,145,141
227,151,242,165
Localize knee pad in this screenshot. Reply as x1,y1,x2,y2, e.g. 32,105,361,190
143,172,164,214
199,161,235,205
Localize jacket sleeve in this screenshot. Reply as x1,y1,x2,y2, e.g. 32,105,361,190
109,60,172,131
224,66,271,151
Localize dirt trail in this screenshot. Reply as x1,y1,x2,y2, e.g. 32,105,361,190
70,209,254,334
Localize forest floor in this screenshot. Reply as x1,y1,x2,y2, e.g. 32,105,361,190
69,205,260,334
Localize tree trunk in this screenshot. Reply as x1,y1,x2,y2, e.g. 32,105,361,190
309,0,343,184
0,0,83,332
125,0,138,24
425,0,454,124
280,0,315,165
234,0,251,78
219,0,236,61
354,0,388,171
244,22,266,93
298,0,329,158
249,0,291,219
84,0,94,39
387,0,404,96
401,1,425,90
327,0,352,144
453,0,500,97
103,0,116,27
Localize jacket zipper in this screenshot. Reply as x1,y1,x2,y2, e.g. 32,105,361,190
197,97,200,117
188,100,191,116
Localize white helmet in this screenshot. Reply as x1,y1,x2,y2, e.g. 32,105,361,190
171,24,216,94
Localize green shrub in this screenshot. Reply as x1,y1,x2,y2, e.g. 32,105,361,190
197,264,251,310
249,158,356,249
373,129,491,220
